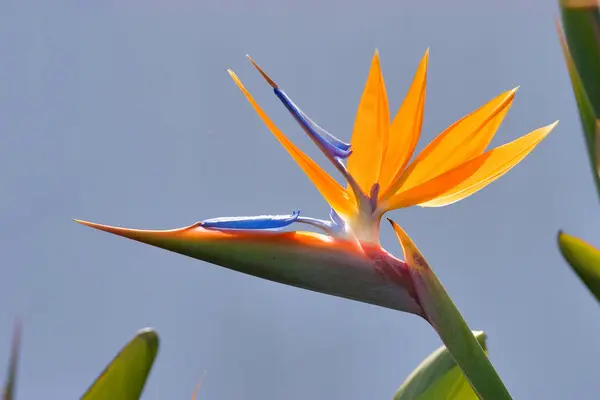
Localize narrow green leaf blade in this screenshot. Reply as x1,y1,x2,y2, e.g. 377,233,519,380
560,0,600,115
2,321,21,400
558,231,600,303
556,11,600,198
394,331,487,400
595,120,600,178
81,328,159,400
389,220,511,400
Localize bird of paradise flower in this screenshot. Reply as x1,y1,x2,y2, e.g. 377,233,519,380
76,50,556,399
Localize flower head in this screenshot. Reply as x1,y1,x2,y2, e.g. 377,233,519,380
227,50,556,243
76,50,556,318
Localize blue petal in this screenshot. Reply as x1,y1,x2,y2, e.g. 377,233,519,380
328,208,346,230
298,109,351,151
273,88,352,159
201,210,300,230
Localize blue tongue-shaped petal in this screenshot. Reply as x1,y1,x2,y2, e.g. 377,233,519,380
274,88,352,159
247,56,351,160
300,109,351,151
329,208,346,229
201,210,300,230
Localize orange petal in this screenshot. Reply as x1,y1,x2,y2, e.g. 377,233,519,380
378,49,429,198
347,50,390,194
228,69,357,217
384,87,518,199
383,121,557,209
419,121,558,207
191,371,207,400
382,150,489,210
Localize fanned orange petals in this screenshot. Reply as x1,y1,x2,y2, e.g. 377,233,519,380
378,49,429,198
384,122,556,209
382,150,489,210
347,50,390,194
385,88,518,199
418,121,558,207
228,70,357,217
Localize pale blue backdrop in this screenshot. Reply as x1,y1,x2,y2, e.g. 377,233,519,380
0,0,596,398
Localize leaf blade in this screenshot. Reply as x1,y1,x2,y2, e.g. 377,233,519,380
560,0,600,116
394,331,487,400
557,231,600,303
556,9,600,198
81,328,159,400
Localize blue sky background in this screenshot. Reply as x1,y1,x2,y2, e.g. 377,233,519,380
1,0,598,398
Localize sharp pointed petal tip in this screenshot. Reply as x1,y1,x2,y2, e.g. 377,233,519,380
73,218,92,227
247,56,278,88
74,218,121,232
74,218,186,239
74,218,112,231
545,120,560,133
501,87,518,100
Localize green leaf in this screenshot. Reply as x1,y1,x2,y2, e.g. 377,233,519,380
559,0,600,115
558,231,600,303
82,328,159,400
557,4,600,199
2,321,21,400
595,121,600,178
389,220,511,400
394,331,487,400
